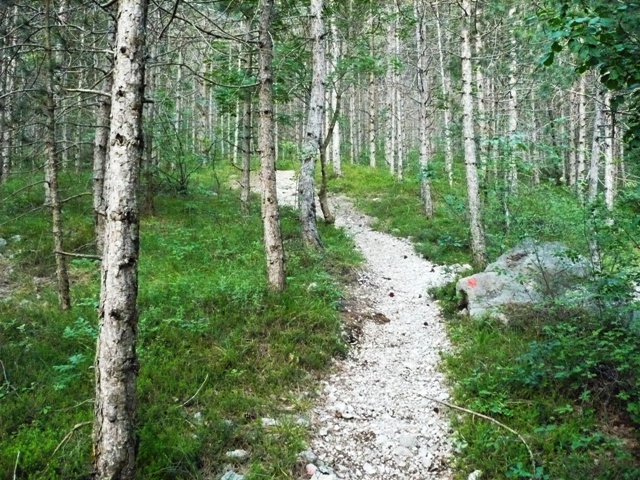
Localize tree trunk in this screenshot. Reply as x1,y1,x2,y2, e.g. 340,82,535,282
576,74,587,197
603,91,615,210
258,0,286,291
241,49,253,214
298,0,326,249
94,26,115,254
415,2,433,218
93,1,148,477
461,0,487,267
435,2,453,187
329,18,341,176
507,7,519,193
44,0,71,311
588,89,603,203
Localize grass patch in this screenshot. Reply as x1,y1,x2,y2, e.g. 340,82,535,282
0,167,361,479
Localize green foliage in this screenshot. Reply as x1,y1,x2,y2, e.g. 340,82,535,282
540,0,640,153
0,169,361,478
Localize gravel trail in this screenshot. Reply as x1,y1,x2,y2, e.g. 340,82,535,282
303,196,455,479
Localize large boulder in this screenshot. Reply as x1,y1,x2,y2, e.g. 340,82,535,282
456,240,590,319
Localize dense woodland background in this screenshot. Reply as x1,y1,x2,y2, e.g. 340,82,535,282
1,0,639,479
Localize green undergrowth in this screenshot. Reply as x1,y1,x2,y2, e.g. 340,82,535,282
432,290,640,479
335,156,640,478
0,168,361,479
331,160,601,266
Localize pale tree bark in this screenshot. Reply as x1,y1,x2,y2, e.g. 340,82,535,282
94,26,115,254
568,100,577,187
368,70,376,167
298,0,326,249
474,13,487,180
415,1,433,218
384,6,396,175
602,91,615,210
44,0,71,311
1,5,17,183
576,74,587,197
588,88,603,203
435,2,453,187
329,17,341,176
461,0,487,267
241,49,253,214
506,6,519,193
93,0,148,477
258,0,286,291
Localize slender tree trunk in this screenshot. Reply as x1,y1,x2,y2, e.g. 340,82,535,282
93,1,147,477
576,74,587,197
474,15,487,182
1,5,17,183
298,0,326,249
588,89,603,203
241,50,253,214
602,91,615,210
435,2,453,187
258,0,286,291
94,26,115,254
368,70,376,167
44,0,71,311
461,0,487,267
415,2,433,218
507,7,519,193
330,18,341,176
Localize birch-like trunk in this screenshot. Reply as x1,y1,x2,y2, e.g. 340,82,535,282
384,10,395,175
576,75,587,196
461,0,487,267
1,5,17,183
258,0,286,290
603,91,615,210
298,0,325,249
588,89,603,203
506,6,519,193
330,18,341,176
435,2,453,186
368,70,376,167
474,15,487,181
44,0,71,311
93,26,115,254
241,49,253,214
415,2,433,217
93,1,147,477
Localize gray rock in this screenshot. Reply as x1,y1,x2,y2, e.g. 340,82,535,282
225,449,248,460
468,470,483,480
261,417,279,427
392,446,414,458
457,240,590,319
220,471,244,480
0,238,7,252
398,433,418,449
298,449,319,464
311,465,338,480
363,463,377,475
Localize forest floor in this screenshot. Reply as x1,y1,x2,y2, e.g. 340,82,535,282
274,172,460,480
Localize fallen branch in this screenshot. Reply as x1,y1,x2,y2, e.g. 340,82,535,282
424,395,536,474
55,251,102,261
181,373,209,407
13,451,19,480
50,421,92,460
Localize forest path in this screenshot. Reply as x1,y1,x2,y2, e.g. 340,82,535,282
274,172,456,479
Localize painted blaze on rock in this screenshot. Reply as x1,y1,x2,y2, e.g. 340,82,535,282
456,240,590,320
